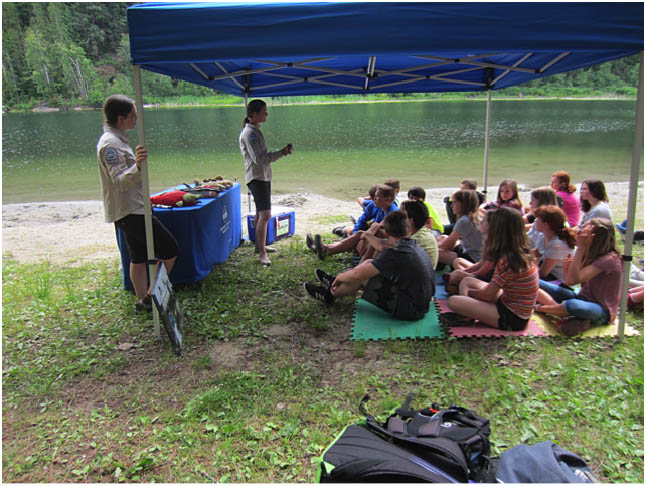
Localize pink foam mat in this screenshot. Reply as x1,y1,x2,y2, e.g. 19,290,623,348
447,318,547,338
436,298,547,338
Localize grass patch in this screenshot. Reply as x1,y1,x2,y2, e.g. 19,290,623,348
2,240,644,483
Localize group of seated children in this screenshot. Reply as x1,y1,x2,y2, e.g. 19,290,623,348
304,171,632,335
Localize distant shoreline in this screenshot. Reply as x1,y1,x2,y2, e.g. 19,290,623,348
4,95,637,114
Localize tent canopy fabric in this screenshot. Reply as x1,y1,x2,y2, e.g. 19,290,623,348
127,2,643,97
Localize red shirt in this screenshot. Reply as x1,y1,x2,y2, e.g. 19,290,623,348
492,257,539,319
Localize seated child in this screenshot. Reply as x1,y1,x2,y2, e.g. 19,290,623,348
407,186,443,235
535,218,622,336
481,179,523,214
444,178,485,232
524,186,559,247
304,210,436,321
437,190,483,267
307,185,397,259
359,200,439,268
532,205,576,282
550,171,580,227
445,209,494,293
447,207,539,331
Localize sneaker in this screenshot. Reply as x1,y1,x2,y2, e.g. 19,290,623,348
332,226,346,238
441,312,475,326
315,269,335,288
259,255,271,266
135,294,153,313
557,317,591,336
306,233,316,252
441,273,451,283
314,234,326,260
304,282,334,304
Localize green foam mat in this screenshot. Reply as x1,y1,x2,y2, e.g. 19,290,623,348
351,298,444,341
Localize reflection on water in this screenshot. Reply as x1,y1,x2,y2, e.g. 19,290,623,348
2,100,639,203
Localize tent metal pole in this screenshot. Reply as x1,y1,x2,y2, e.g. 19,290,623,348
133,65,161,339
617,51,644,341
482,89,492,201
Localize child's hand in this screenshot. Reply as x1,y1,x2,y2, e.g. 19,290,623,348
562,253,573,273
576,225,594,249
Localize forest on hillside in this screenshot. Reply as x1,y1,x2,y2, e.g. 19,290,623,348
2,2,641,111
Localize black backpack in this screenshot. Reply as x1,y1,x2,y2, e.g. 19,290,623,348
318,393,496,483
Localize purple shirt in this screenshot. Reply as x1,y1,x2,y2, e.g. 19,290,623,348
580,252,622,319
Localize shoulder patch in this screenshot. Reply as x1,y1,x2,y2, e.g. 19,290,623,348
104,147,119,165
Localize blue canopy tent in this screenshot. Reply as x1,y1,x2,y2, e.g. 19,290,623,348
126,2,643,338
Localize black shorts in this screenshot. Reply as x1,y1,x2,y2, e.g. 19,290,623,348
496,297,529,331
247,180,271,212
115,214,180,264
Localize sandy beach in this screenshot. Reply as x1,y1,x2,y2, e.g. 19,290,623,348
2,182,642,265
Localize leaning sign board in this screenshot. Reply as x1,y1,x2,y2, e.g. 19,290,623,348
150,262,183,355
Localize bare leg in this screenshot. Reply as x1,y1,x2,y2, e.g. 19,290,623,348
323,231,362,256
447,295,501,327
438,249,457,265
452,257,472,271
130,262,148,300
448,269,470,285
255,209,271,261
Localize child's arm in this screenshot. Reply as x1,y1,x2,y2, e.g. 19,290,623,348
438,230,460,251
472,259,493,277
563,226,603,285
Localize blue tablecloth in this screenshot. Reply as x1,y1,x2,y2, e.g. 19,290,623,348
117,183,242,290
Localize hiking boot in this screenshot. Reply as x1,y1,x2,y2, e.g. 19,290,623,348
314,234,326,260
306,233,316,252
558,317,591,336
315,269,335,288
304,282,334,304
135,294,153,313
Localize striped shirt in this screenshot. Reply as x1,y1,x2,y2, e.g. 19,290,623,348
492,257,539,319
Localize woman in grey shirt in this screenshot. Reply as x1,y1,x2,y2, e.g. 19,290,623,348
239,99,293,265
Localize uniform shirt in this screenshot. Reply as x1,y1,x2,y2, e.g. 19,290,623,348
96,125,143,223
353,200,398,233
492,257,539,319
371,238,436,320
580,252,622,320
556,190,581,227
239,123,283,184
412,226,439,268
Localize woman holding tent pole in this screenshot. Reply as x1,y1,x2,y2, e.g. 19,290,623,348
97,94,179,312
239,99,293,266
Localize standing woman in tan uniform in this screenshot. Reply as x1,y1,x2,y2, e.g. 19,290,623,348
96,94,179,312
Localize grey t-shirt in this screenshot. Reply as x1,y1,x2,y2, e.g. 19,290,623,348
580,202,612,225
454,215,483,261
370,238,436,320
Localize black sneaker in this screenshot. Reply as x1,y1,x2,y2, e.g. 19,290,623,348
135,294,153,313
332,226,346,238
306,233,316,252
304,283,334,304
315,269,335,288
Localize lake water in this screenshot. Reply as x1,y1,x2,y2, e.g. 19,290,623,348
2,100,641,203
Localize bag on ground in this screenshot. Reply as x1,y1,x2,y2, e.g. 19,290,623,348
317,393,496,483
